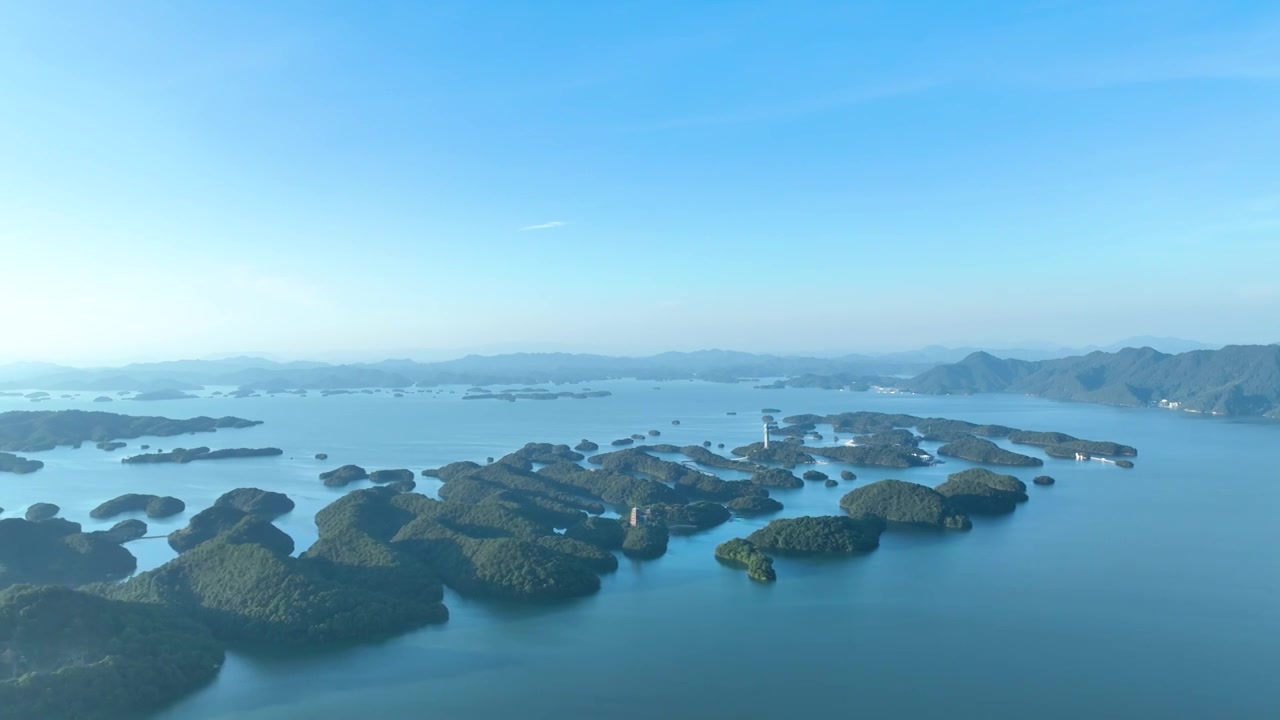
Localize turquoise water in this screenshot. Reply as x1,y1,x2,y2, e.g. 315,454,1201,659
4,382,1279,719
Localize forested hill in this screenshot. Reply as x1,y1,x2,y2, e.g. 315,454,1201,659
900,345,1280,418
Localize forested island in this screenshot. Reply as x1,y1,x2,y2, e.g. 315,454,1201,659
898,345,1280,418
0,410,262,452
746,515,885,554
121,446,283,464
935,468,1028,514
840,479,972,530
714,538,776,582
91,493,186,519
769,410,1134,470
0,451,42,474
936,436,1043,466
462,390,612,401
0,395,1148,717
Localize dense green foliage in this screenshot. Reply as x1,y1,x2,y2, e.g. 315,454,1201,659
369,468,415,484
0,585,225,720
319,464,369,487
935,468,1028,514
802,470,829,481
0,452,42,474
730,441,815,467
121,446,283,464
714,538,776,582
214,488,295,519
936,436,1044,467
0,518,137,588
746,515,884,554
621,524,669,559
0,410,261,452
1008,431,1137,456
99,519,148,543
96,441,127,451
534,535,619,573
840,479,971,530
168,506,295,555
725,495,784,514
90,493,185,519
563,515,626,550
840,470,857,480
749,467,803,488
1033,475,1056,485
902,345,1280,418
806,443,931,468
104,536,446,647
638,501,731,530
507,442,585,464
589,447,766,502
538,461,681,507
574,439,598,452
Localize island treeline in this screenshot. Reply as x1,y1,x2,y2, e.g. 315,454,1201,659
0,410,262,452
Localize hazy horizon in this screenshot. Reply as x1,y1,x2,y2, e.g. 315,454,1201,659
0,335,1246,370
3,2,1277,364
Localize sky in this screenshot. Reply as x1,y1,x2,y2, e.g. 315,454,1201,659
1,0,1278,364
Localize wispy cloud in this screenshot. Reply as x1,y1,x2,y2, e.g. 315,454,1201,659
520,221,570,231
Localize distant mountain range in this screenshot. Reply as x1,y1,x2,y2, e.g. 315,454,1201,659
900,345,1280,419
0,351,928,391
4,340,1275,419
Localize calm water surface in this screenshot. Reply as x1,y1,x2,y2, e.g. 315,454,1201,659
4,382,1278,719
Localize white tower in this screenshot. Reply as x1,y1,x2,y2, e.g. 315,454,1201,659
763,422,770,449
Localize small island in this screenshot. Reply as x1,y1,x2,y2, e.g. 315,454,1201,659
319,464,369,487
0,410,263,453
0,451,43,474
726,495,784,514
1008,430,1137,457
936,436,1044,467
121,446,283,464
714,538,776,582
746,515,885,555
731,441,816,467
574,439,599,452
0,517,136,588
1033,475,1056,485
25,502,60,521
129,389,200,401
934,468,1028,514
91,493,186,519
840,479,971,530
370,468,415,484
749,467,804,489
214,488,295,519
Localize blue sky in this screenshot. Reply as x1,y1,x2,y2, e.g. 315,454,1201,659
1,1,1277,364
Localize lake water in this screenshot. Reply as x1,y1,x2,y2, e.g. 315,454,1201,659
4,382,1279,719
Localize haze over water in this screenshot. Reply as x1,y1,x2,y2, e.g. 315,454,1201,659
6,381,1277,719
